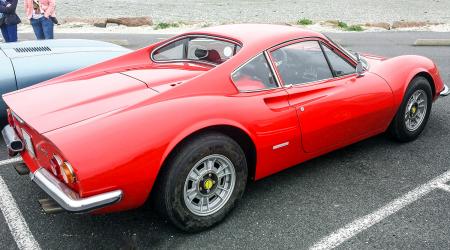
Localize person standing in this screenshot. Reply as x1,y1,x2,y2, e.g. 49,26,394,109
0,0,21,43
25,0,56,40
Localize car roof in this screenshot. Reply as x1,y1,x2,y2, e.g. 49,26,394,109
187,24,327,51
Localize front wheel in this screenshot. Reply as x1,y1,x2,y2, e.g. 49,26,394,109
154,132,248,232
388,76,432,142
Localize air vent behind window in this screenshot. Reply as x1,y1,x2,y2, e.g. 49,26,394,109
13,46,52,53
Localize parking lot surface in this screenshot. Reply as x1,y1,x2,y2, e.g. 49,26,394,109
0,31,450,249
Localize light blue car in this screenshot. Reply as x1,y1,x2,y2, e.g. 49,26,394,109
0,39,130,120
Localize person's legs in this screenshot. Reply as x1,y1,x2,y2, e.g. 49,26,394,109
30,18,45,40
5,24,17,42
0,25,10,42
41,17,54,39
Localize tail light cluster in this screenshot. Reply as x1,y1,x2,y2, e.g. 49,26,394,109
50,154,77,184
7,108,77,185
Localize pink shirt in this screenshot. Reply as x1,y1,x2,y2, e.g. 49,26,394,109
24,0,56,19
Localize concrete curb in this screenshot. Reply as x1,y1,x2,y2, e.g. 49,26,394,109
414,39,450,46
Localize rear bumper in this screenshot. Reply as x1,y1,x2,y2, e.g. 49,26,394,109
440,84,449,97
30,168,123,213
2,125,123,213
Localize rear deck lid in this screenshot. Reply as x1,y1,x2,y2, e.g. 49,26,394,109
3,73,155,133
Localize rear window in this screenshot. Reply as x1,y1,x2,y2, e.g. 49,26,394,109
152,36,241,65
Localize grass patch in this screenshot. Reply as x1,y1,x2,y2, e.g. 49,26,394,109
336,21,364,31
346,25,364,31
154,22,180,30
297,18,313,25
337,21,348,29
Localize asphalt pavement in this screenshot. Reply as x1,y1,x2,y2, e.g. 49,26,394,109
0,31,450,250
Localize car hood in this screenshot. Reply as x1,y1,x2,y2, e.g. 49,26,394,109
3,73,155,133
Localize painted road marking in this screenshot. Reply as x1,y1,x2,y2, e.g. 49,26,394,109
0,177,41,250
0,157,22,166
435,183,450,193
310,169,450,250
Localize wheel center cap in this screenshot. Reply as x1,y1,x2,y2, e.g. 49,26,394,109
204,179,214,190
199,173,218,195
411,104,417,115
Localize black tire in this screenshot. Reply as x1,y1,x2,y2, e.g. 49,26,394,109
154,132,248,232
388,76,433,142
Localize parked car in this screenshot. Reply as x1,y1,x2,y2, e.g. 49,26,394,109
2,24,448,232
0,39,130,120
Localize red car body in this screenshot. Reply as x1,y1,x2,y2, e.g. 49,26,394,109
2,24,447,215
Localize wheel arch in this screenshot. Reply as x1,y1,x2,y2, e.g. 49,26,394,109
159,122,257,183
413,71,436,98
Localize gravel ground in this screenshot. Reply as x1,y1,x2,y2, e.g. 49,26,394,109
13,0,450,24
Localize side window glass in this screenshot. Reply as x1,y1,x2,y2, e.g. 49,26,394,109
231,54,278,91
322,45,356,76
271,41,333,85
152,39,186,61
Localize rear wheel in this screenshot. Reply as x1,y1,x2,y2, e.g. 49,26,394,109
388,76,432,142
154,132,248,232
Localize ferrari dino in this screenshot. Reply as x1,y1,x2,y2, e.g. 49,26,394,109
2,24,448,231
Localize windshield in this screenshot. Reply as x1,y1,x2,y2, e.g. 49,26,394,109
325,35,369,69
152,36,241,65
325,35,356,60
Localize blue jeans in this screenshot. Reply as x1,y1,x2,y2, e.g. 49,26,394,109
30,17,54,40
0,24,18,43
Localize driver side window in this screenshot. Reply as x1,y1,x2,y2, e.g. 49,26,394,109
321,45,356,77
271,41,333,85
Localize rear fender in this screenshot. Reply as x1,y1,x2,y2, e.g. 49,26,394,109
159,118,254,168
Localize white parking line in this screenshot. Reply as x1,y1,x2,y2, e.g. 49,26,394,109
310,170,450,250
0,177,41,250
0,157,40,249
0,157,22,166
435,183,450,193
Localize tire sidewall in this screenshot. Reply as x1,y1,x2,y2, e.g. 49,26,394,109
164,133,247,232
395,77,432,140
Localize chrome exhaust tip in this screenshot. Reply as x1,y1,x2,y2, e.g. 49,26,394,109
1,125,24,157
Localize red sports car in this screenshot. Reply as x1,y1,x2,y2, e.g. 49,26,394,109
2,24,448,231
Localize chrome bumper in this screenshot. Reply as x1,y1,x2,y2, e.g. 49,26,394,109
30,168,123,213
2,125,24,157
441,84,449,97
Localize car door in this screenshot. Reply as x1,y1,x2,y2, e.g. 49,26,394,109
268,39,394,153
231,52,303,178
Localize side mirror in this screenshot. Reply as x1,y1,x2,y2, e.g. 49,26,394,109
355,52,365,77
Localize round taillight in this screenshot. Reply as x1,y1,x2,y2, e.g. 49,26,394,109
51,154,76,184
50,154,63,176
59,161,76,184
